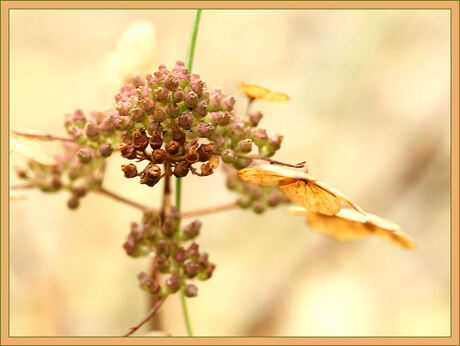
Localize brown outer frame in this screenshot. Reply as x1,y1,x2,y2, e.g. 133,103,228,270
1,1,458,345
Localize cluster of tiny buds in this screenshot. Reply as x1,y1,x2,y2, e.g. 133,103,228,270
16,142,106,210
224,165,290,214
123,211,215,298
120,126,220,187
114,61,284,187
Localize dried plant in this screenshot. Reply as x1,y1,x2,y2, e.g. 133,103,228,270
10,10,416,337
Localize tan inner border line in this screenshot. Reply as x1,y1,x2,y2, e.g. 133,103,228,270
0,1,459,10
1,1,459,345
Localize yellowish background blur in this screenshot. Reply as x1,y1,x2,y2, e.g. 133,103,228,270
9,10,450,336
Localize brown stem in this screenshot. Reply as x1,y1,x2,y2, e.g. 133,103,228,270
245,98,255,115
10,183,35,190
181,201,238,218
239,154,306,169
122,297,165,337
12,130,74,142
94,187,151,212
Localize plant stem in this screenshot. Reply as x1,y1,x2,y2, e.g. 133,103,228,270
11,129,74,142
95,187,151,212
122,297,165,337
176,9,202,337
181,201,238,218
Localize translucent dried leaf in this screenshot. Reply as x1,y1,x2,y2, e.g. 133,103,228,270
10,191,27,200
12,129,50,141
238,165,363,215
10,134,56,166
290,207,416,249
238,82,289,102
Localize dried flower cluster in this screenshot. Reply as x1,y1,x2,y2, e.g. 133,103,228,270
124,211,215,298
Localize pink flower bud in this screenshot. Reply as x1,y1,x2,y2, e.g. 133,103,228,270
129,107,145,123
238,139,253,153
165,103,179,118
116,102,131,116
193,100,208,117
223,96,236,111
172,89,184,103
248,111,263,126
184,91,198,108
100,115,117,132
209,94,221,109
184,284,198,298
172,61,186,72
154,87,169,102
152,108,166,122
72,109,85,122
269,134,284,149
197,122,214,137
84,121,99,138
164,74,179,90
190,80,204,95
140,98,155,111
178,111,194,128
136,86,150,99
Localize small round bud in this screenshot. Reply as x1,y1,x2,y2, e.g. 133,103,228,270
120,143,137,159
184,261,200,278
199,253,209,268
77,148,92,163
223,96,236,111
151,149,167,164
123,239,137,256
156,240,171,256
253,128,268,145
165,140,180,155
221,149,235,164
237,195,252,208
132,129,149,151
145,164,162,179
205,263,216,279
184,284,198,298
85,122,100,138
165,274,181,293
252,201,266,214
209,94,221,110
122,164,138,178
154,87,169,102
164,74,179,90
152,108,166,122
248,111,263,126
73,185,87,197
67,197,80,209
187,242,200,258
178,111,194,128
147,123,163,136
161,218,177,237
267,192,282,207
197,123,214,138
185,148,200,164
233,157,251,169
130,108,145,123
269,134,284,150
193,100,208,117
116,116,132,130
173,247,187,263
99,142,113,157
117,102,131,116
140,98,155,111
190,80,204,95
237,139,253,153
172,89,184,103
183,220,201,240
184,91,198,108
169,131,184,148
149,132,163,150
165,103,180,118
209,111,230,126
197,142,216,162
72,109,85,122
173,161,190,178
157,255,171,273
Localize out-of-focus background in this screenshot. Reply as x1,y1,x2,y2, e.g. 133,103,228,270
9,10,451,336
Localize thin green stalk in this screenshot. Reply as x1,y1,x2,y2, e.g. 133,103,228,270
176,8,202,337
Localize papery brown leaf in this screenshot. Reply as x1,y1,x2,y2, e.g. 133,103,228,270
10,191,27,200
288,206,416,249
208,155,220,170
238,82,289,102
238,165,363,215
10,134,57,166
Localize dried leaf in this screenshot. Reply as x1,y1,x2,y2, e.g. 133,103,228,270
208,155,220,170
238,82,289,102
10,191,27,200
10,134,56,166
238,165,363,215
288,206,416,249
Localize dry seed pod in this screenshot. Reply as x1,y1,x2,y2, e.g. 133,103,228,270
238,165,363,216
238,82,289,102
287,206,416,249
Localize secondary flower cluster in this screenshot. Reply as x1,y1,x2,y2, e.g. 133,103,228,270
16,141,108,209
123,210,215,298
223,164,289,213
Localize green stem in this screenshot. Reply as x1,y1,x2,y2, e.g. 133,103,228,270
177,8,202,337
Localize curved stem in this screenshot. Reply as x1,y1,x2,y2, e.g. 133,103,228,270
123,297,165,337
176,9,202,337
181,201,238,218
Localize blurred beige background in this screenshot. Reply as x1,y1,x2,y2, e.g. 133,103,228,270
9,10,450,336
